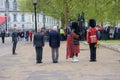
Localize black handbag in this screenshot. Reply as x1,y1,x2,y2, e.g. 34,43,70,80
73,38,79,45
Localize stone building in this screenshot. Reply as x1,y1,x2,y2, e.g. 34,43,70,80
0,0,60,32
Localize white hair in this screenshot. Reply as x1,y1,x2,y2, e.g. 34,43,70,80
53,26,57,30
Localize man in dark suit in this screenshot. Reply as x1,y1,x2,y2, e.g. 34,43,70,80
49,26,61,63
12,28,18,55
33,29,45,63
1,30,5,43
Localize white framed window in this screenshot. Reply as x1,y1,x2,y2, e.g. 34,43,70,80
21,14,25,22
14,24,16,27
22,24,24,28
13,0,17,11
13,14,17,22
5,0,9,10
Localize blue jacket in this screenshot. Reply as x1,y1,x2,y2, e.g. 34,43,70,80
49,30,60,48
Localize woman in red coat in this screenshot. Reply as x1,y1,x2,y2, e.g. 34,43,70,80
66,22,80,62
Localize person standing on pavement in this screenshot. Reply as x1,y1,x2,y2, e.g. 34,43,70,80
60,27,65,41
29,30,33,42
33,28,45,63
87,19,101,62
1,30,5,43
66,21,80,62
25,30,29,41
49,26,61,63
12,28,18,55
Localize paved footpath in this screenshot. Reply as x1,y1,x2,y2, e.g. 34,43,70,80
0,40,120,80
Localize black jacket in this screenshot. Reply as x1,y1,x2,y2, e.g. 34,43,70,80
1,31,5,37
12,31,18,43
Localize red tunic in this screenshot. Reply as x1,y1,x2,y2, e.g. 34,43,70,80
87,27,98,43
66,32,80,59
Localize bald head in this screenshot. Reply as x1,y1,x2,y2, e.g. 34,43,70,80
37,28,41,32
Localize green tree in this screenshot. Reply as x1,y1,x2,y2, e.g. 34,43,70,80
18,0,120,27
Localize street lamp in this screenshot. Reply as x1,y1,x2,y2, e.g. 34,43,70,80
5,0,9,32
32,0,37,32
43,13,46,29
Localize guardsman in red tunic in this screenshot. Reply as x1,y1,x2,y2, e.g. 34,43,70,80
87,19,98,62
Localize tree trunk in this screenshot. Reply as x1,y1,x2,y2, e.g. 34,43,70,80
64,0,69,28
61,13,65,28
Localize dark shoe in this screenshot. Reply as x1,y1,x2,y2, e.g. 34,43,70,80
89,60,96,62
53,61,58,63
13,53,17,55
36,61,42,64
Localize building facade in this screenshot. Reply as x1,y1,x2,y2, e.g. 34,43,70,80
0,0,60,32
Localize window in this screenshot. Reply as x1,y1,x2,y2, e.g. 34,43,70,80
22,24,24,28
0,0,3,7
46,17,47,23
13,14,17,22
43,15,46,23
21,14,25,22
14,24,16,27
13,0,17,11
5,0,9,10
38,15,39,22
32,14,34,22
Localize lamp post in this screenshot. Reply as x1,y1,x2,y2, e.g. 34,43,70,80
43,13,46,29
5,0,9,32
32,0,37,32
5,13,8,31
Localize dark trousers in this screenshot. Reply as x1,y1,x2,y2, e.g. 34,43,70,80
2,37,5,43
12,42,17,54
60,34,64,41
30,37,32,42
25,36,29,41
35,47,43,62
89,43,96,61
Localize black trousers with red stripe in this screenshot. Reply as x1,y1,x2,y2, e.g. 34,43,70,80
89,43,96,61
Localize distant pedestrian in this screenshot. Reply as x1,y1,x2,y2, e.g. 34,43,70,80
33,28,45,63
12,28,18,55
20,31,24,40
87,19,102,62
1,30,5,43
49,26,61,63
29,30,33,42
25,30,29,41
60,27,65,41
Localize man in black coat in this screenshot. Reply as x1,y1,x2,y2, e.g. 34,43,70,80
33,29,45,63
1,30,5,43
12,28,18,55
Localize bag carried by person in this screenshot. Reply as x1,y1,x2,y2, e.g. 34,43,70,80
73,38,79,45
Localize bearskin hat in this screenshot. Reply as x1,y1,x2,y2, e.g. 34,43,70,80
71,21,78,29
88,19,96,28
71,21,79,35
